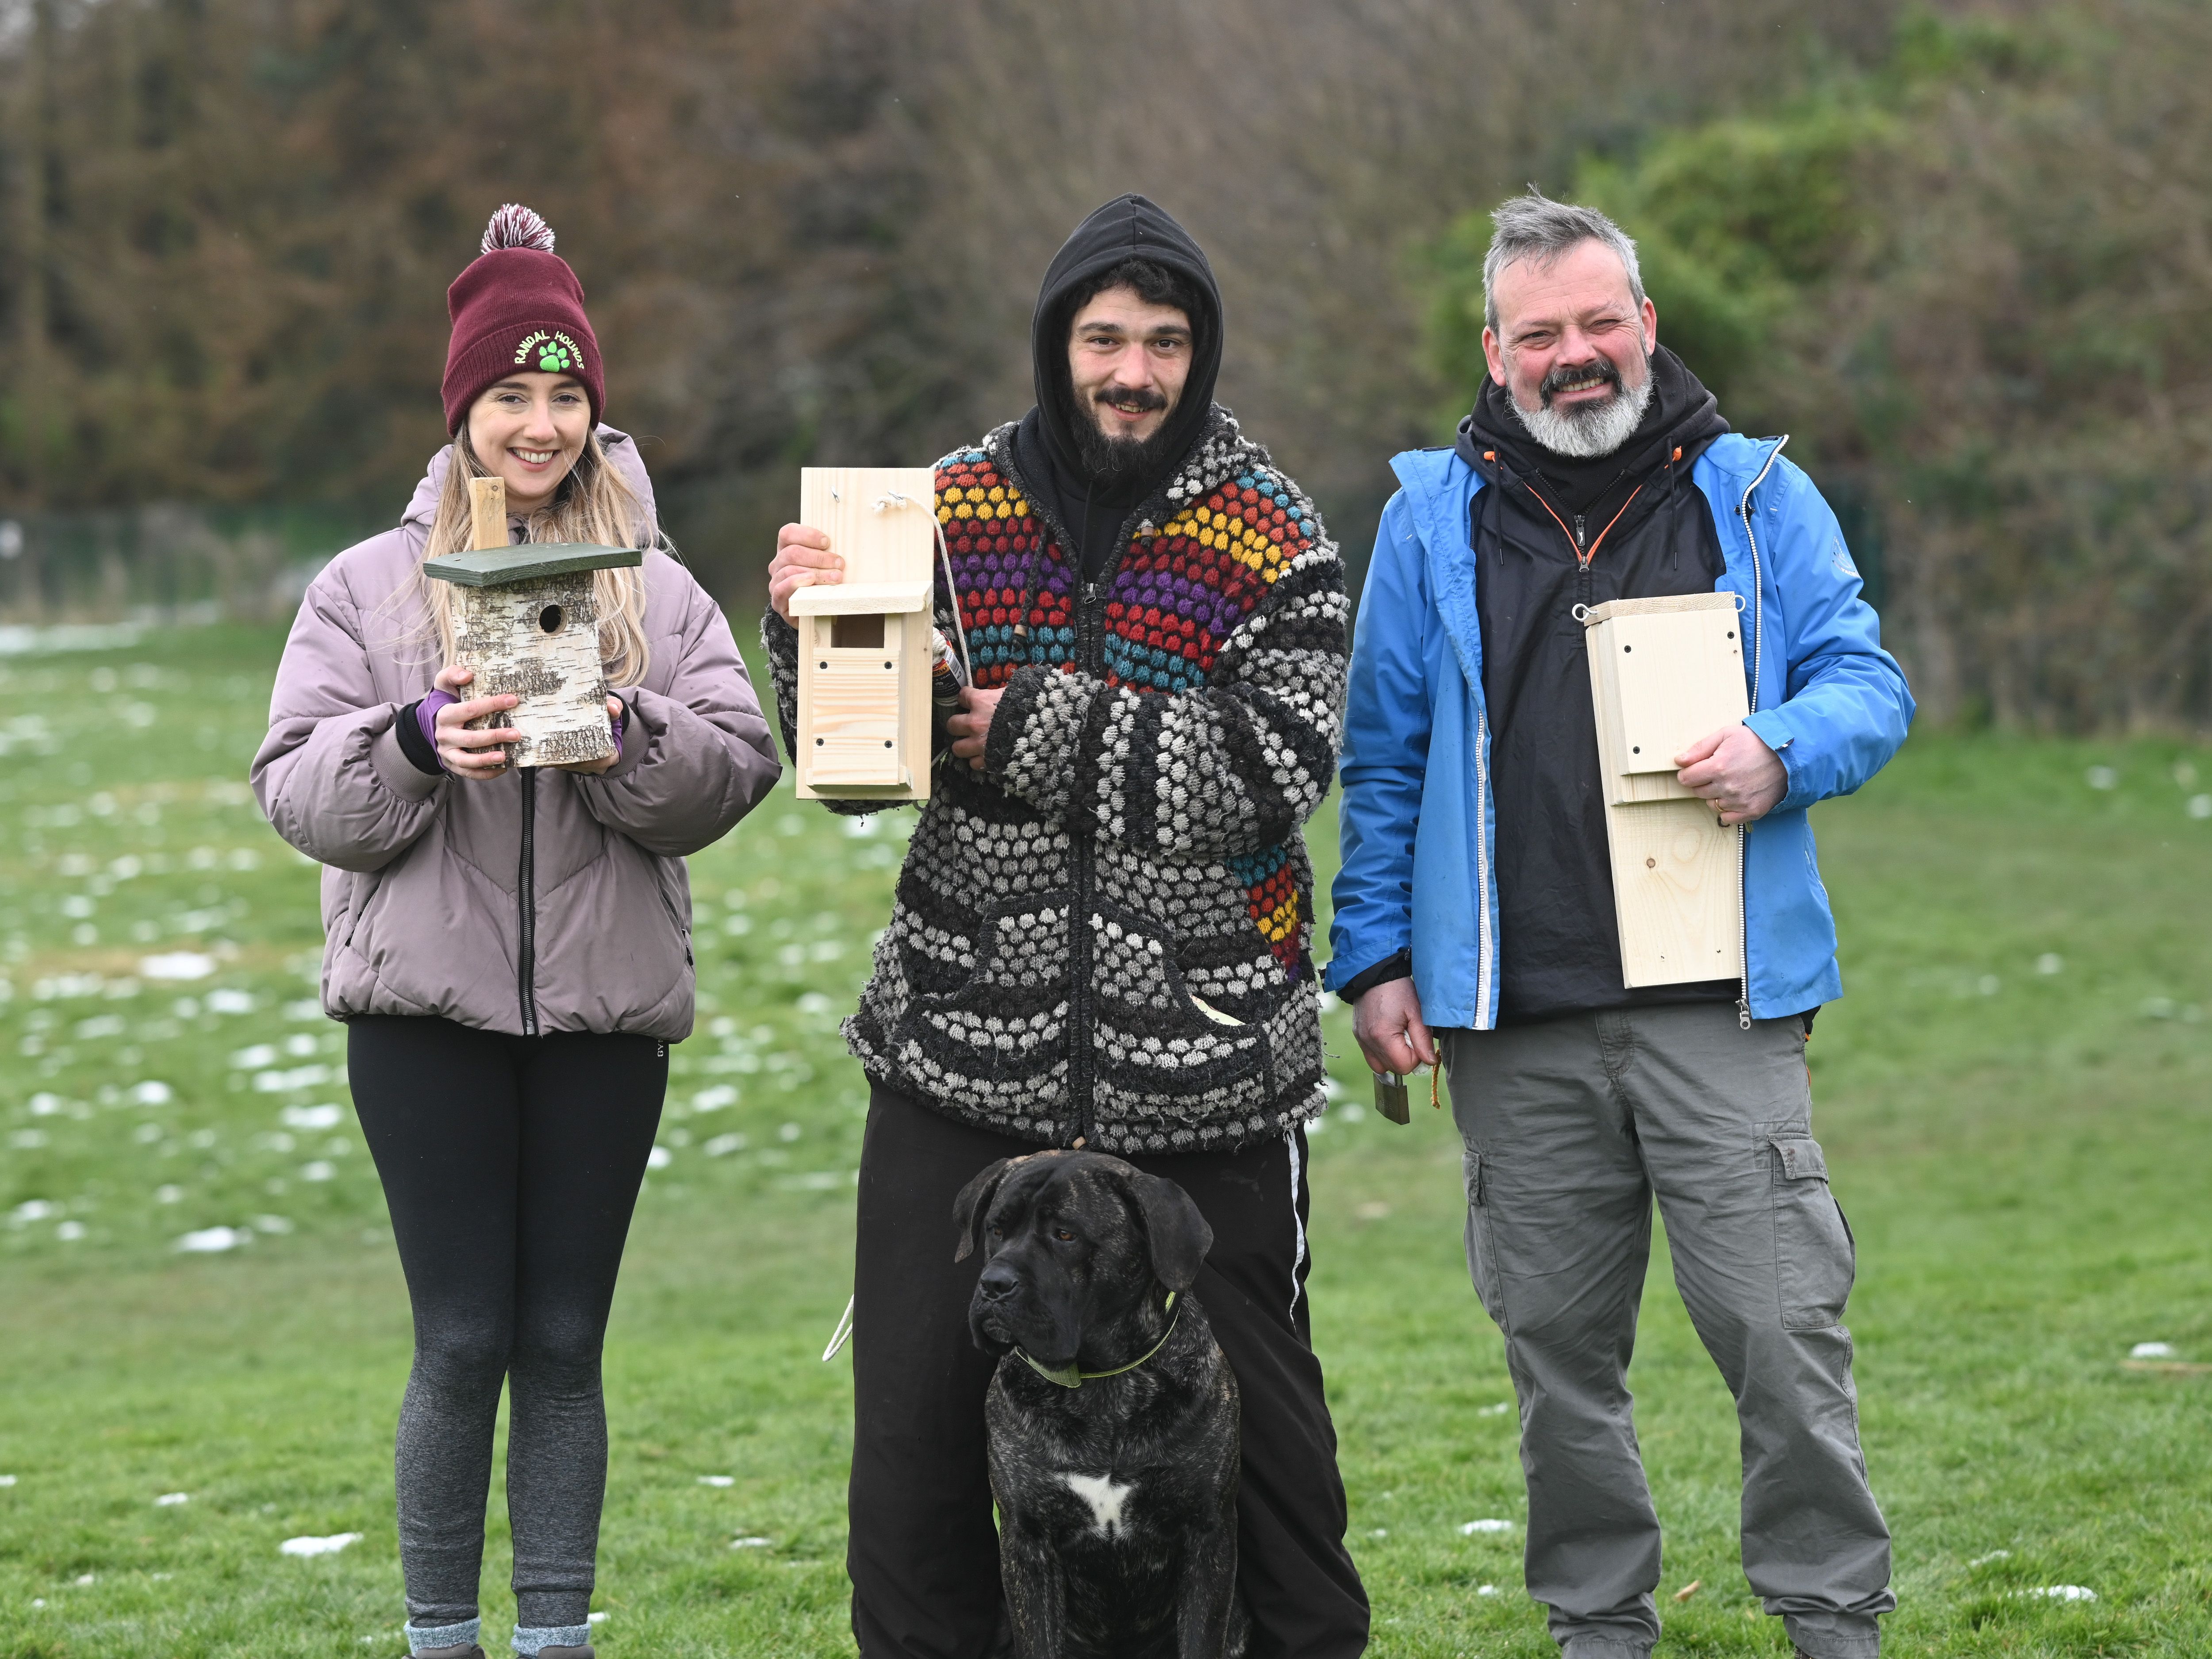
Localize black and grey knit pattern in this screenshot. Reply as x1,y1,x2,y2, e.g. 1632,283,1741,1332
765,409,1348,1154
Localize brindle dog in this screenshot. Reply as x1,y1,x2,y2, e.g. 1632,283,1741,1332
954,1150,1249,1659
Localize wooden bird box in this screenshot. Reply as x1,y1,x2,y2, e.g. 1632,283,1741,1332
1580,592,1749,987
421,476,642,768
791,466,937,801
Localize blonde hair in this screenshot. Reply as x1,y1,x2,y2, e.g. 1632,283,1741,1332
421,430,655,687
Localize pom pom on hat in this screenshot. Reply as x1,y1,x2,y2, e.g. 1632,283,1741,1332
442,204,603,433
481,203,557,255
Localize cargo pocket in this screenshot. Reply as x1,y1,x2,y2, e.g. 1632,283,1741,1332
1461,1148,1510,1334
1759,1125,1855,1329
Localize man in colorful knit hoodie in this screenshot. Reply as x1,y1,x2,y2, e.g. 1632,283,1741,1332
764,195,1366,1658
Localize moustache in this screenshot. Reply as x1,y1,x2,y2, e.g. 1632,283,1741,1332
1540,357,1623,407
1094,385,1169,415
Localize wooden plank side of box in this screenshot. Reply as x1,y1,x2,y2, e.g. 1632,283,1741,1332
799,469,937,588
793,468,938,802
1584,595,1747,782
1602,797,1741,987
794,607,935,802
1586,616,1696,805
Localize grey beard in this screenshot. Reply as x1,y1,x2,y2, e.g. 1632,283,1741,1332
1507,366,1654,460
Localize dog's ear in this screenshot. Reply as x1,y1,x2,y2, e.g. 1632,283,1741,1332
952,1157,1019,1263
1126,1171,1214,1291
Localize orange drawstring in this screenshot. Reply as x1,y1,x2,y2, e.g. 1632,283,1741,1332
1522,482,1645,569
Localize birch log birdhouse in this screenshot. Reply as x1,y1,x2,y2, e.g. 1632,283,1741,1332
791,466,938,801
422,476,642,768
1580,592,1750,987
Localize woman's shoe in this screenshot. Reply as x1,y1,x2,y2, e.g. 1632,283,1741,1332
409,1647,484,1659
538,1648,594,1659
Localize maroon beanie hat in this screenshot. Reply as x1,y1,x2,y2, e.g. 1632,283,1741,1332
441,204,605,433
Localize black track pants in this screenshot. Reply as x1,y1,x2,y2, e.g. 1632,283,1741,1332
847,1083,1370,1659
348,1015,666,1630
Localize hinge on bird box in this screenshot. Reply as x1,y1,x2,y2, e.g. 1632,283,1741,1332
791,467,937,801
1579,592,1748,987
420,476,642,768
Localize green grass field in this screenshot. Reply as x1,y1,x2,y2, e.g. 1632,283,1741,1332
3,623,2209,1658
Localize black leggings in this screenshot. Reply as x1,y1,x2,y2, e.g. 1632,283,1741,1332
349,1015,666,1631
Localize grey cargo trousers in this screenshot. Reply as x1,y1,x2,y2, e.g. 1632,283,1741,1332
1441,1005,1892,1659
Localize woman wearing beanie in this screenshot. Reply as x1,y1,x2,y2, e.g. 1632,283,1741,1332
252,205,780,1659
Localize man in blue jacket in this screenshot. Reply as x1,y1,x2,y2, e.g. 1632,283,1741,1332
1327,194,1911,1659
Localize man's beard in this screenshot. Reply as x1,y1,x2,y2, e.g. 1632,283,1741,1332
1507,353,1654,459
1073,384,1180,487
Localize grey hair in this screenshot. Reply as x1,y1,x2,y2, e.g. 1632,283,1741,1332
1482,190,1646,334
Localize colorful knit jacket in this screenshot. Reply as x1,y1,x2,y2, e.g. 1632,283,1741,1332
762,407,1349,1154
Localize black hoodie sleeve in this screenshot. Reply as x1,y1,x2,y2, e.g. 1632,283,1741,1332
980,464,1349,861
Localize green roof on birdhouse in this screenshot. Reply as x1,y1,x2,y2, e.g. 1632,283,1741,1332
422,543,644,588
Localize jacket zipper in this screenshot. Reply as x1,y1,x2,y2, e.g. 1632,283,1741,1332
1734,437,1788,1031
1525,485,1643,579
517,766,539,1036
1464,488,1498,1029
1067,575,1106,1147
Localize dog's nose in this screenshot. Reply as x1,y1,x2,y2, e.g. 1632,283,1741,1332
977,1262,1020,1302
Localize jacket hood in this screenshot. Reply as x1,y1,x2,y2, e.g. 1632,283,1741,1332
1026,194,1224,503
401,423,659,540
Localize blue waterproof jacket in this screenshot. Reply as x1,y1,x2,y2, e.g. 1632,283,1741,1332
1324,435,1912,1027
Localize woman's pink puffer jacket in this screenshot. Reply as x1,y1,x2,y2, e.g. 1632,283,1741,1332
252,429,781,1040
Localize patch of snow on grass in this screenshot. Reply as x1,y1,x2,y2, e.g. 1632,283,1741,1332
279,1532,362,1557
140,952,216,981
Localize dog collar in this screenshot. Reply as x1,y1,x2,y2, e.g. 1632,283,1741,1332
1014,1293,1179,1390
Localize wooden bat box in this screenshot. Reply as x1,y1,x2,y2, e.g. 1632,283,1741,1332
1580,592,1749,987
791,466,937,802
422,477,642,768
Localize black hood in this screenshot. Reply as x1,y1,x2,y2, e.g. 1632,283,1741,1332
1013,195,1224,572
1459,345,1728,513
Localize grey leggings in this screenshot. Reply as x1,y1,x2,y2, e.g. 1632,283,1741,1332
349,1015,666,1630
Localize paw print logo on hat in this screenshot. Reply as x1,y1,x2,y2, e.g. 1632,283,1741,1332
512,329,583,374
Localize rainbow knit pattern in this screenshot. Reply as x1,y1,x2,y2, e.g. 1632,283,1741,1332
937,441,1320,972
764,406,1349,1155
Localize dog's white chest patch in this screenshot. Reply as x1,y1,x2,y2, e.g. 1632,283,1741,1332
1061,1471,1137,1538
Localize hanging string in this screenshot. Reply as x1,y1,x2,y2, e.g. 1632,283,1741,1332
874,491,972,685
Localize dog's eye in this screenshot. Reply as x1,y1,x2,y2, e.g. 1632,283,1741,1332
1055,1229,1076,1242
988,1225,1003,1239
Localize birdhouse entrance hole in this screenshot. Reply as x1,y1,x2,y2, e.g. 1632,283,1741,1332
539,603,565,634
831,613,884,649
